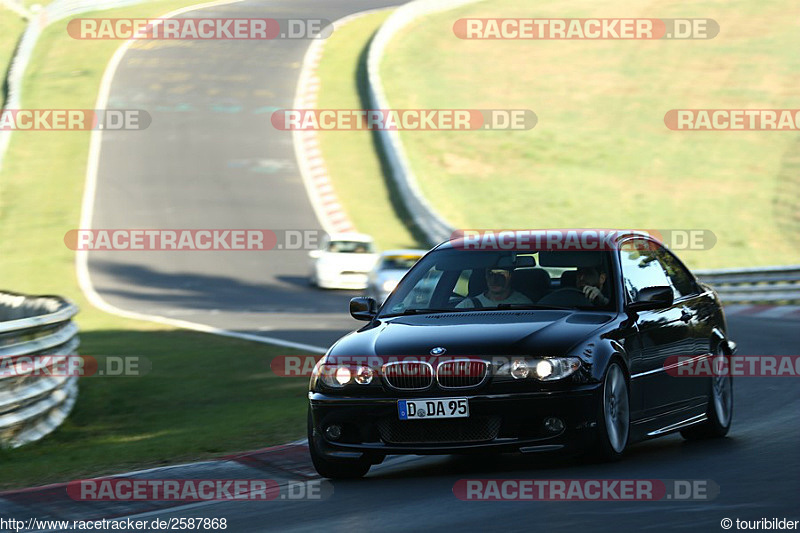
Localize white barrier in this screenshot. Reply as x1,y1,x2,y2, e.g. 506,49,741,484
365,0,483,246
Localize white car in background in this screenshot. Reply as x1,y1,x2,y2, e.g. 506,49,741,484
366,249,427,304
309,233,379,290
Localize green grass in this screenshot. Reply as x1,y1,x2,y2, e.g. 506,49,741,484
0,331,308,488
379,0,800,269
315,10,426,250
0,7,28,109
0,0,311,489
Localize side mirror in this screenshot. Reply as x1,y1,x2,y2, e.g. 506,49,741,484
628,286,674,312
309,250,323,259
350,297,378,321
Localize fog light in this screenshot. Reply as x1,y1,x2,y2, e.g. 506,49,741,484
355,366,374,385
511,359,529,379
544,417,564,433
325,424,342,441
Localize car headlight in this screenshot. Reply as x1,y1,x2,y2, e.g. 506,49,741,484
499,357,581,381
536,360,553,379
382,279,399,293
510,359,530,379
317,364,374,388
316,364,346,388
335,366,351,385
355,365,374,385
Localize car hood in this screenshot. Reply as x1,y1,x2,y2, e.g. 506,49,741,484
332,310,616,357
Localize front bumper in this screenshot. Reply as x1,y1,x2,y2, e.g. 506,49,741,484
309,384,602,457
316,271,369,290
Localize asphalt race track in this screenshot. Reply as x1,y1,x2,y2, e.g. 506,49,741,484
88,0,402,350
48,314,792,533
83,1,800,531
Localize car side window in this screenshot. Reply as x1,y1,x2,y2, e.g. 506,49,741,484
619,240,671,303
657,250,697,299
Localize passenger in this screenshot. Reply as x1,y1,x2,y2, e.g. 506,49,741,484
576,266,609,305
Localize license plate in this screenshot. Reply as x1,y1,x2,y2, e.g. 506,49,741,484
398,398,469,420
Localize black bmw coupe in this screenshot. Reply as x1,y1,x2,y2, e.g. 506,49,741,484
307,231,735,478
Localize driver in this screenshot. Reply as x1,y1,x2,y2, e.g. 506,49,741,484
457,268,532,308
576,266,609,306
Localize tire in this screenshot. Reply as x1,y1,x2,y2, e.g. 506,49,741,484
681,347,733,440
307,408,371,479
592,361,630,461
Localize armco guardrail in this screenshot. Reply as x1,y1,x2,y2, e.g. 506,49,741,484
366,0,482,246
696,265,800,304
0,291,80,448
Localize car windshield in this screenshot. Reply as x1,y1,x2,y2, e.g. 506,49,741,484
380,248,616,316
327,240,375,253
381,254,423,270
